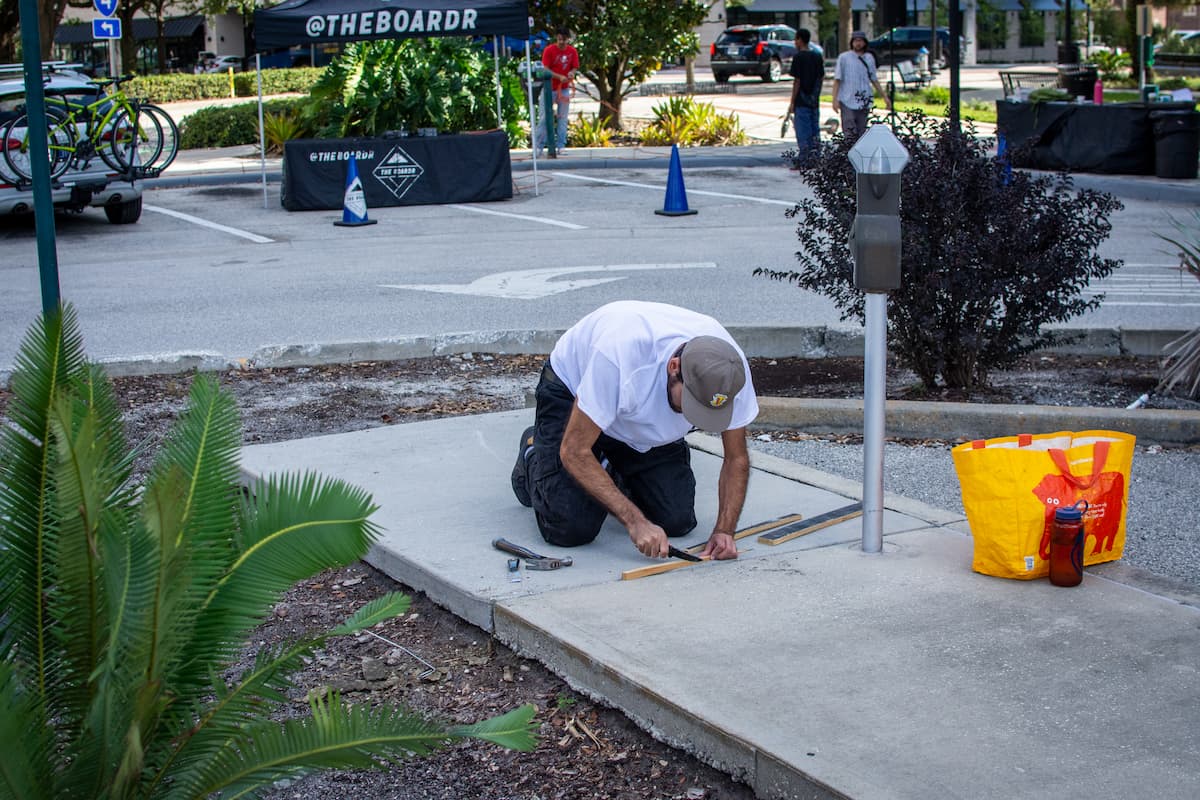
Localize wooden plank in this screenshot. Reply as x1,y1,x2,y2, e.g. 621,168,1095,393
620,556,711,581
621,513,804,581
683,512,805,554
757,503,864,546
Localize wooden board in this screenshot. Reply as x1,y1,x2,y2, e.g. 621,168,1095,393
683,512,805,553
756,503,864,546
621,512,804,581
619,556,711,581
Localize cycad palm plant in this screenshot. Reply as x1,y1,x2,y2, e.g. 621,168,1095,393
1157,211,1200,399
0,305,535,800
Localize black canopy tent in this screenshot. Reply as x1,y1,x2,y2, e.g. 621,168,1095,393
249,0,536,203
253,0,529,49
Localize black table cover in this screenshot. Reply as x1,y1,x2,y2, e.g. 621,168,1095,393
281,131,512,211
996,101,1196,174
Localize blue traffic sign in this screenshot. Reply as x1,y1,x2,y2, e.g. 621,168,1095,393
92,18,121,39
93,0,118,16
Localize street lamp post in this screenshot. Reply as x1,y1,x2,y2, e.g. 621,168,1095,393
847,125,910,554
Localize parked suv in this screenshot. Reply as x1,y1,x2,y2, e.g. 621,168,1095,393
0,65,144,223
867,27,955,67
710,25,797,83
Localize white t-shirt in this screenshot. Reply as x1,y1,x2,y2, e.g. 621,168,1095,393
834,49,878,110
549,301,759,452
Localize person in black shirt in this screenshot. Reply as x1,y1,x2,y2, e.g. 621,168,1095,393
787,28,826,163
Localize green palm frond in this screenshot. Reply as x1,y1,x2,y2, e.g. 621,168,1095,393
194,473,379,650
169,695,535,800
450,703,539,751
158,592,410,785
1156,210,1200,398
329,592,411,635
146,373,242,580
139,374,243,704
0,661,55,797
0,304,89,705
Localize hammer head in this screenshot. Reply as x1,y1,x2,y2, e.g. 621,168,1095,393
524,557,572,570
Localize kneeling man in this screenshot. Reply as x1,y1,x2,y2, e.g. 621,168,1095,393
511,301,758,560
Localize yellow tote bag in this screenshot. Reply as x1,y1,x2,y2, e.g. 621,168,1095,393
951,430,1135,580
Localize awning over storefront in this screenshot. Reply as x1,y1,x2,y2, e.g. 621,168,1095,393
735,0,821,12
53,15,204,45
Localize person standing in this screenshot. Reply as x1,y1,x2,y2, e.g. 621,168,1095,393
830,30,892,139
510,301,759,561
541,27,579,155
787,28,825,163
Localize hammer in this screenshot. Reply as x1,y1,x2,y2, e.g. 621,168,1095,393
492,537,573,570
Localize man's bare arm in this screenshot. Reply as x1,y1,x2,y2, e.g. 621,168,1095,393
559,403,669,558
700,427,751,560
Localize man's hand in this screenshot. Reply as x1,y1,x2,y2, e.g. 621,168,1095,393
629,519,669,558
831,98,841,114
700,531,738,560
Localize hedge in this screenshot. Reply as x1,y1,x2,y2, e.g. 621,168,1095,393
178,98,308,149
126,68,325,104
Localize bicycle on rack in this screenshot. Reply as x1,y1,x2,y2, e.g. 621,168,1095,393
1,74,178,182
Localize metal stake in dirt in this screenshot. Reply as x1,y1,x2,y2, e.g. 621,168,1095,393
847,125,909,554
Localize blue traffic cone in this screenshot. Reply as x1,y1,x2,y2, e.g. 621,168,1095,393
333,154,377,227
655,144,698,217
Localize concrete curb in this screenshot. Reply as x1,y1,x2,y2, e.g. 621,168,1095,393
7,328,1197,445
755,396,1200,446
153,144,1200,203
45,324,1188,381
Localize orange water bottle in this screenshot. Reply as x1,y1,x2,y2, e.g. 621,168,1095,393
1049,500,1087,587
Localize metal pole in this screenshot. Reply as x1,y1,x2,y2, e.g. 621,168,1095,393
862,291,887,553
525,41,539,196
256,53,267,209
493,36,503,128
17,0,60,314
949,0,961,130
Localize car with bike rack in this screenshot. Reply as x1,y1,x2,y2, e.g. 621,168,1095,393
0,62,175,224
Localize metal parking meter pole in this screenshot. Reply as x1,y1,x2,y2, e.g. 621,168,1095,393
847,125,909,554
522,42,540,196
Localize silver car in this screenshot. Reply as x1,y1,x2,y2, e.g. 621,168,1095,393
0,63,144,223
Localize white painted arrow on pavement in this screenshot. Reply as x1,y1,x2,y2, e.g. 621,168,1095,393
381,263,716,299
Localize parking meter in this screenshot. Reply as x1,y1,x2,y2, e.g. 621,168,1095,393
847,125,909,554
848,125,907,291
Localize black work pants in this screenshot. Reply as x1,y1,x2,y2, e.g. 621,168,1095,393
528,363,697,547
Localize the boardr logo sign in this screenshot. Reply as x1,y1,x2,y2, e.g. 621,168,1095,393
373,146,425,199
304,7,478,38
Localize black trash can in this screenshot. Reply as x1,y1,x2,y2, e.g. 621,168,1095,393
1057,64,1098,99
1150,110,1200,180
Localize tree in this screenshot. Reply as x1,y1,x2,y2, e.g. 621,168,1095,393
759,112,1123,391
0,0,17,62
529,0,708,130
0,304,537,799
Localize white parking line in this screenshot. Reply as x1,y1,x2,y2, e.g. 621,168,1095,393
551,171,797,207
143,205,274,243
446,203,586,229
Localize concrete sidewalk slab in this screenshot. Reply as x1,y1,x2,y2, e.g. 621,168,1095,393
239,410,1200,799
497,527,1200,800
238,409,940,632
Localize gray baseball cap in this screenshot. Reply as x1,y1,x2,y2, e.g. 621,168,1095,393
679,336,745,432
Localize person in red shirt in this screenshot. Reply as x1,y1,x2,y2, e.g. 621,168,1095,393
541,27,579,154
